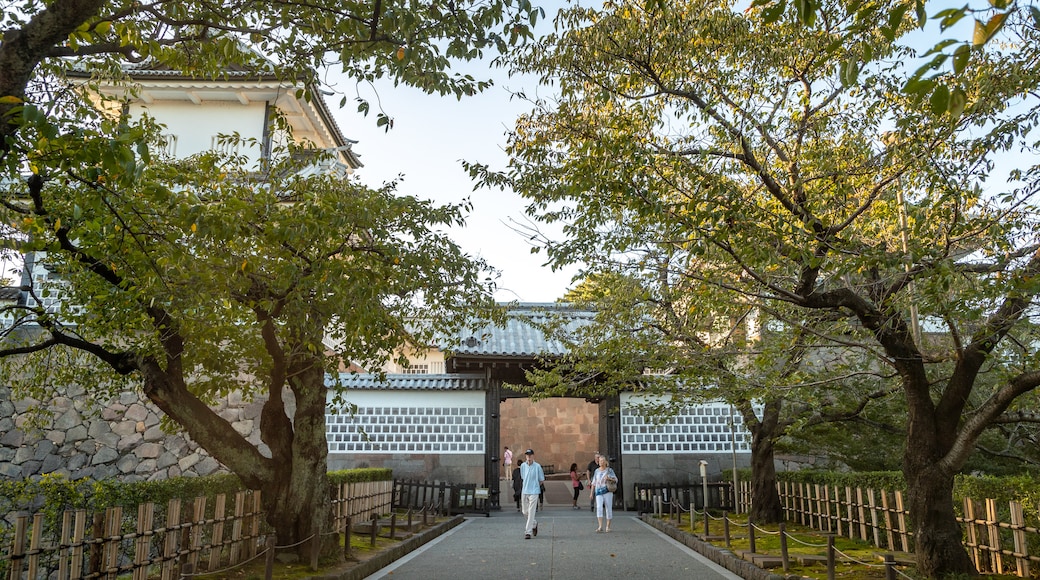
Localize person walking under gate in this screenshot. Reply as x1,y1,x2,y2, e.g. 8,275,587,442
502,446,513,479
519,449,545,539
590,455,618,533
586,452,600,511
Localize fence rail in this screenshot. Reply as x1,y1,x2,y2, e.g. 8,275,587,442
392,479,490,517
633,482,734,514
726,480,1038,578
2,480,395,580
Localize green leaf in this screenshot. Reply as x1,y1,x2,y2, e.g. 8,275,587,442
840,58,860,87
929,84,950,114
952,43,970,74
948,86,967,118
794,0,816,26
914,0,927,27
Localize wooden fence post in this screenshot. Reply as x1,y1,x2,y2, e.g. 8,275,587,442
964,497,981,570
187,496,206,574
89,511,104,577
748,519,756,554
344,516,354,560
845,486,854,539
103,506,122,580
895,491,909,553
230,492,246,565
9,513,27,579
1010,501,1030,578
264,536,276,580
826,534,835,580
70,509,87,580
986,498,1003,573
867,489,880,549
27,513,43,580
856,487,868,542
884,554,896,580
779,522,789,573
133,503,155,580
208,494,227,573
881,490,895,551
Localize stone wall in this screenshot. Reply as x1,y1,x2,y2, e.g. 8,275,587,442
500,397,599,476
0,385,260,482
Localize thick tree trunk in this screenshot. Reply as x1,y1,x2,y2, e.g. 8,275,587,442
260,358,332,556
904,439,977,576
742,399,782,523
748,420,783,523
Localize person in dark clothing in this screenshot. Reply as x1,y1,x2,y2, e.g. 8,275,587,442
512,459,523,511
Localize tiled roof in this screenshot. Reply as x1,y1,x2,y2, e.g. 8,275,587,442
451,303,596,358
0,287,21,301
328,373,487,391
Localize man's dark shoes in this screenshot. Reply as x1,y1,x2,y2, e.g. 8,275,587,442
533,524,538,536
524,534,532,539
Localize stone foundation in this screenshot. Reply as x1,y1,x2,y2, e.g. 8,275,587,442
0,385,261,482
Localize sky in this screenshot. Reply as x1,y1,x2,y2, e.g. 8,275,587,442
327,57,581,304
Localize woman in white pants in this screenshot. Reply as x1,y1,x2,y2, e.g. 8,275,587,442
589,456,617,532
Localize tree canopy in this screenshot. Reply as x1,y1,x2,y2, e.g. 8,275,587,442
480,0,1040,575
1,0,535,553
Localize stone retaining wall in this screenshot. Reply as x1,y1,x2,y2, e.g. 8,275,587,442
0,385,266,482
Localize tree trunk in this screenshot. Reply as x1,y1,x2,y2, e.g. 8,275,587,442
904,439,977,576
748,420,783,523
743,399,783,523
260,358,332,557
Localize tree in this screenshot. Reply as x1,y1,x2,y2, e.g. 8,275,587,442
537,271,898,524
1,139,499,550
0,0,534,555
480,0,1040,576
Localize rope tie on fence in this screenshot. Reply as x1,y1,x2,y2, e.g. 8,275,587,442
829,545,916,580
830,545,878,567
749,522,782,535
781,532,828,548
178,544,272,577
275,533,317,550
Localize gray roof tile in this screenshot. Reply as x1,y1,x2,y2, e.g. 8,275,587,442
328,373,486,391
452,303,595,358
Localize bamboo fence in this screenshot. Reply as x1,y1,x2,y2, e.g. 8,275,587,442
732,480,1038,577
2,479,394,580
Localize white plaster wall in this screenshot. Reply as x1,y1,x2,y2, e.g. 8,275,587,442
130,100,267,163
330,390,483,409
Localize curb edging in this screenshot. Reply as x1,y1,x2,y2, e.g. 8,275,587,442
309,515,465,580
641,515,784,580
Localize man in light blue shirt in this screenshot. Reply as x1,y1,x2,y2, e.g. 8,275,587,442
519,448,545,539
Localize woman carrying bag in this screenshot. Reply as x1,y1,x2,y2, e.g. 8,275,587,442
589,455,617,532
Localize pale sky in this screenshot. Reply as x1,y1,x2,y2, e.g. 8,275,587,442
329,65,580,304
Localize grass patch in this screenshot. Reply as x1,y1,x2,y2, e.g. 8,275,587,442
164,513,454,580
653,513,1024,580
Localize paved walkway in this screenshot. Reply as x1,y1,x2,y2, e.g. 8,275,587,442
363,481,743,580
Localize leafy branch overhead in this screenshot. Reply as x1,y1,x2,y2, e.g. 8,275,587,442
749,0,1040,118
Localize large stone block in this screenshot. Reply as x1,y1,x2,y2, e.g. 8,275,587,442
66,425,88,443
117,454,139,474
91,447,119,465
0,427,24,447
124,403,149,422
136,442,163,459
